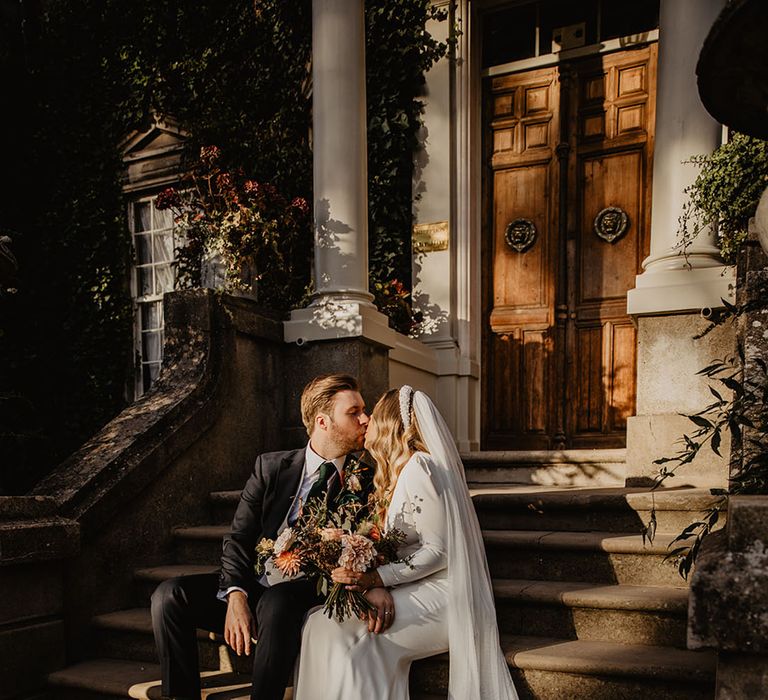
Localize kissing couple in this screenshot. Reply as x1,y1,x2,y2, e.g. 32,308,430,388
152,374,518,699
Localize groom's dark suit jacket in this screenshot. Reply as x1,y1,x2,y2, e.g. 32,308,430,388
218,447,374,594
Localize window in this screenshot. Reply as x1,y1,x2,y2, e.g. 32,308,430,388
129,196,182,396
481,0,659,69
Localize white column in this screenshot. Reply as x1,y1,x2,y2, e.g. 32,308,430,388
284,0,392,345
627,0,734,316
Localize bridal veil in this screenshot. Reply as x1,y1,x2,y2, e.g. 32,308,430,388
411,391,518,699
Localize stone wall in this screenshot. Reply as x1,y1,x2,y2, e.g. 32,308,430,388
0,496,79,699
687,234,768,698
4,289,390,697
28,290,287,676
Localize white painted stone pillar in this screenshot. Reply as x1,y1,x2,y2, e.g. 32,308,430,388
284,0,393,345
627,0,733,315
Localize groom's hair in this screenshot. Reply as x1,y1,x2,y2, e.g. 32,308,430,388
301,374,360,435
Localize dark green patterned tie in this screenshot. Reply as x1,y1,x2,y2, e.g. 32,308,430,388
305,461,336,503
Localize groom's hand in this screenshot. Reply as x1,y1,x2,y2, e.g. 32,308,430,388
363,587,395,634
225,590,256,656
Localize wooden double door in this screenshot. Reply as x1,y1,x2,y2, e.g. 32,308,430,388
482,45,657,450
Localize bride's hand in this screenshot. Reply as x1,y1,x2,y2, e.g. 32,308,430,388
363,586,395,633
331,567,384,592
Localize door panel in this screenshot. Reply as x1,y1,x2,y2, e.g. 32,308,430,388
483,44,656,450
484,66,559,450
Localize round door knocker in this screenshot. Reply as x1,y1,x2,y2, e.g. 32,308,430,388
594,206,629,243
505,218,537,253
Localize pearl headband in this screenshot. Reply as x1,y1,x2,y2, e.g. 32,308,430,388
399,385,414,428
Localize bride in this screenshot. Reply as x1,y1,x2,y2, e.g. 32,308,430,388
293,386,518,699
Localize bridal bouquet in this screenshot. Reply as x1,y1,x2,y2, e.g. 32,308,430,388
255,477,406,621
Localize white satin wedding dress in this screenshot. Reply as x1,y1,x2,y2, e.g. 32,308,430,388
293,451,450,700
294,389,517,700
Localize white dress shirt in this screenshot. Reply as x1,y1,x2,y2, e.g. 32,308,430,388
219,444,345,601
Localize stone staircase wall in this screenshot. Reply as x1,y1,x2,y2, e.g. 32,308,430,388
8,289,392,699
15,290,287,694
0,496,79,700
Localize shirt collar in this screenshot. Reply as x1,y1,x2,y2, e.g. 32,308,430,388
305,443,346,476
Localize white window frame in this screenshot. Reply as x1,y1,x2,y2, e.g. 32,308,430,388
128,194,183,397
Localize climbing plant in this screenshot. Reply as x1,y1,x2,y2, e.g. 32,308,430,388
0,0,449,491
679,133,768,263
366,0,451,334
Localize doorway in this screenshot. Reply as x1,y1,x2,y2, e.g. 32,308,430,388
482,44,657,450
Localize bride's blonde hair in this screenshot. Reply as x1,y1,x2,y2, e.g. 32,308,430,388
368,389,428,521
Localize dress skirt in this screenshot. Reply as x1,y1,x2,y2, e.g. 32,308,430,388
293,572,449,700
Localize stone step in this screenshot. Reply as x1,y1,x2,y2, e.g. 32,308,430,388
209,490,242,524
46,658,256,699
172,526,230,565
90,608,252,674
48,637,715,700
413,635,716,700
133,564,219,605
212,484,719,539
484,530,684,586
493,579,689,646
46,657,439,699
170,525,686,587
461,449,627,487
473,486,725,533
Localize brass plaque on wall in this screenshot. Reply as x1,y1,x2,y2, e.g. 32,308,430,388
412,221,449,253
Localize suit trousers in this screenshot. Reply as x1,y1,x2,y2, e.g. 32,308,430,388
150,573,321,700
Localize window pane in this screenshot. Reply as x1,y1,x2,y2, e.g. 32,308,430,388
137,266,153,297
482,3,537,68
154,207,174,231
539,0,598,56
154,263,174,295
142,331,163,363
134,234,151,264
133,202,152,233
140,301,162,331
600,0,659,41
143,362,161,392
153,233,174,262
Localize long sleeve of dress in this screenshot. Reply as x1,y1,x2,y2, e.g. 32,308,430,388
376,454,447,587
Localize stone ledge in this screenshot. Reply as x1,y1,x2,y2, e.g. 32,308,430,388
31,290,233,528
0,515,79,566
0,496,57,521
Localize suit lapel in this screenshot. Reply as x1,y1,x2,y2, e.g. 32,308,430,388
264,449,305,537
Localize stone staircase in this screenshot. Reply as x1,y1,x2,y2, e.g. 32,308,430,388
47,451,720,699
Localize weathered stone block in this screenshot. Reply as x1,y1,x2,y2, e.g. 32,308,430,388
714,652,768,700
0,562,63,625
0,518,79,565
727,496,768,552
626,414,730,488
0,619,66,700
689,529,768,654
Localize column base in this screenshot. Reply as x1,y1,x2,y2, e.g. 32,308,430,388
627,265,735,315
625,414,729,488
283,298,396,348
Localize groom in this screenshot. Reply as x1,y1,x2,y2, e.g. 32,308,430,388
151,374,390,700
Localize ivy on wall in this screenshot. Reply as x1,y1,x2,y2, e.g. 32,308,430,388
366,0,450,334
0,0,447,493
680,132,768,263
